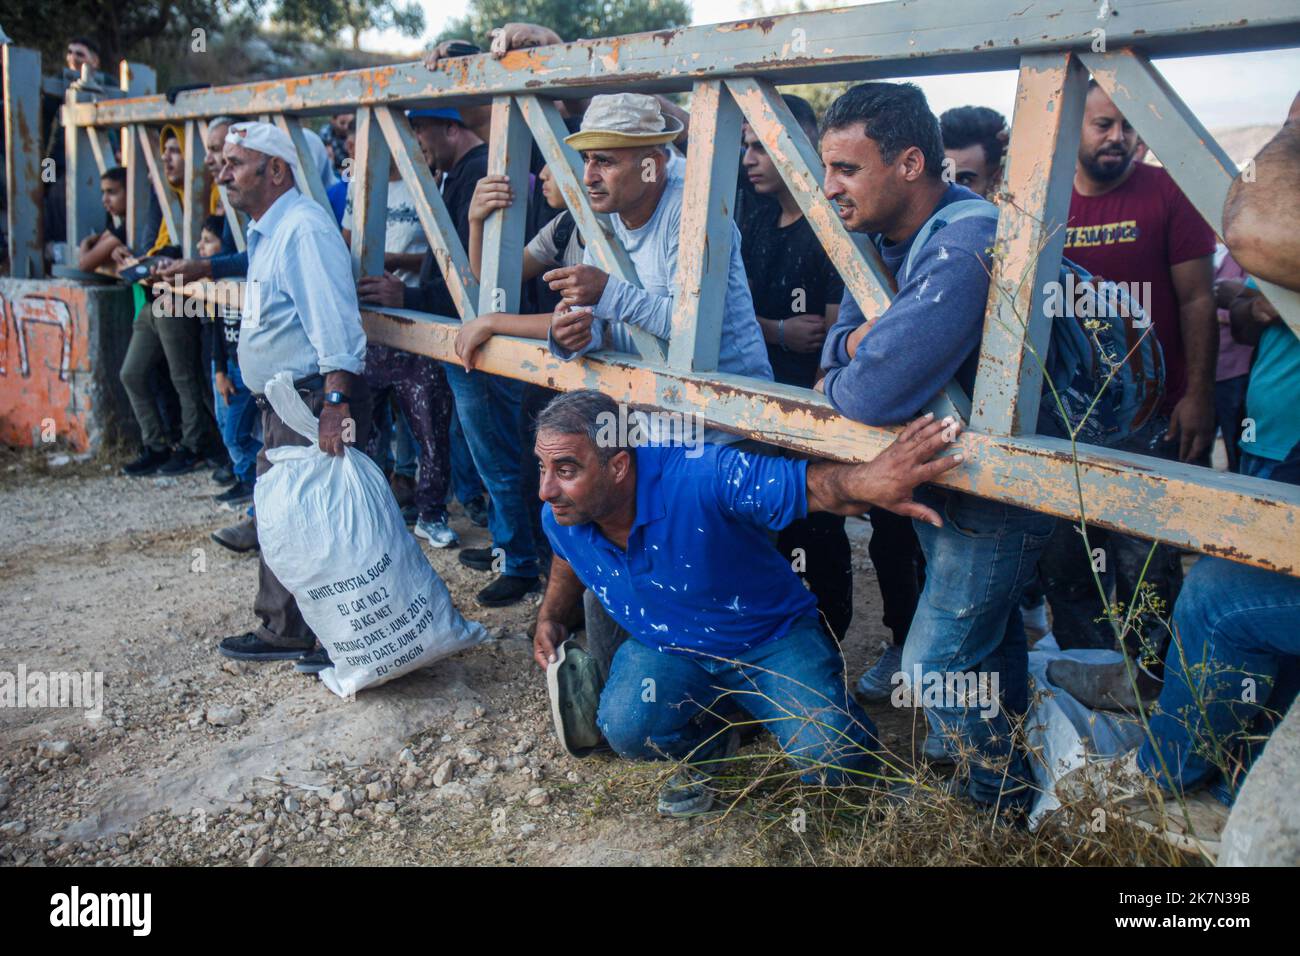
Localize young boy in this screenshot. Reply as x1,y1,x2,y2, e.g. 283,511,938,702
458,164,590,366
200,215,260,505
76,166,128,272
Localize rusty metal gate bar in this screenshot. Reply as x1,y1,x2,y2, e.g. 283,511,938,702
43,0,1300,576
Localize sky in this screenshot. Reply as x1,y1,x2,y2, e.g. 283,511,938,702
360,0,1300,130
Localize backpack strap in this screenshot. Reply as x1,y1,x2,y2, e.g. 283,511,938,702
900,198,999,286
550,211,578,262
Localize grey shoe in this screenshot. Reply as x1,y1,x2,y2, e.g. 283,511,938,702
547,639,605,758
1047,658,1162,712
414,516,459,549
655,729,742,819
921,730,955,767
656,765,717,818
855,644,903,703
211,516,258,554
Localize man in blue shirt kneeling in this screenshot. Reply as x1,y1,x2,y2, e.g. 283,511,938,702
531,389,965,817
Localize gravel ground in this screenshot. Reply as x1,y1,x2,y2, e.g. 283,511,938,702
0,446,951,867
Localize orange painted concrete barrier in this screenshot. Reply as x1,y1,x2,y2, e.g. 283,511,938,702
0,278,137,452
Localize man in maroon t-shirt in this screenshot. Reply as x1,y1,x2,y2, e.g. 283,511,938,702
1064,82,1219,453
1040,81,1218,705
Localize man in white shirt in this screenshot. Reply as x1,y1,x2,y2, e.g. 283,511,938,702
546,94,773,393
213,121,371,668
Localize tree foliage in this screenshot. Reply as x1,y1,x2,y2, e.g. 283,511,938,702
438,0,693,47
1,0,232,71
271,0,425,51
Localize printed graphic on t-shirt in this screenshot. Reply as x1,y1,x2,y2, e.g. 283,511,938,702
1064,219,1141,248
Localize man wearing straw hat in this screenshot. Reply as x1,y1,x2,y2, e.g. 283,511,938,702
545,93,772,398
211,121,371,669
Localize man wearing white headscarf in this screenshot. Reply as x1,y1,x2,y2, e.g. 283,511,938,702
214,121,371,668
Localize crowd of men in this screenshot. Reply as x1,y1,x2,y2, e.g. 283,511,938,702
62,20,1300,838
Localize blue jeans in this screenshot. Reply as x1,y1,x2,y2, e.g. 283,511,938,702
393,404,418,478
448,409,485,505
212,360,260,485
442,363,538,577
597,614,881,784
1138,556,1300,794
1240,448,1300,485
906,490,1056,809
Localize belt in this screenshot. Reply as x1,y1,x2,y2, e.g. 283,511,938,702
254,373,325,410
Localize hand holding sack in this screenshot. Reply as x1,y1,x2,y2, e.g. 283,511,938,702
255,371,487,698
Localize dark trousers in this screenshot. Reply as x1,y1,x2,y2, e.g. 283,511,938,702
253,379,373,649
869,506,926,647
1038,518,1184,659
1214,374,1249,473
119,302,213,454
362,344,453,522
776,511,853,642
146,360,182,447
1039,415,1202,667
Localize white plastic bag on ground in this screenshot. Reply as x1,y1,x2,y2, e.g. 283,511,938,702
1025,636,1147,829
254,371,487,698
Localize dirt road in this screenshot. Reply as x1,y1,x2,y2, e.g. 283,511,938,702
0,446,949,866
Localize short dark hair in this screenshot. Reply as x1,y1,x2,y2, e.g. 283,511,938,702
68,36,101,58
101,166,126,186
535,389,627,464
201,214,224,237
821,82,945,178
940,106,1008,169
781,94,819,143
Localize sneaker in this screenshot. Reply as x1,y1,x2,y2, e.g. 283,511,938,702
921,730,955,766
1056,749,1230,859
122,446,170,477
656,730,741,818
158,446,201,475
214,480,255,506
856,644,904,703
294,646,333,674
211,516,259,554
458,547,496,572
211,464,237,486
218,632,311,661
464,495,489,528
475,574,539,608
415,516,459,548
656,765,716,818
1047,658,1162,712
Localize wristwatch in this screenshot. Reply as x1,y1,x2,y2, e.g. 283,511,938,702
324,390,351,406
